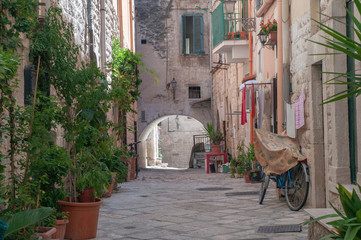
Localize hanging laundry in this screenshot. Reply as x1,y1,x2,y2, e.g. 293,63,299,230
295,91,306,129
241,86,247,125
286,102,296,138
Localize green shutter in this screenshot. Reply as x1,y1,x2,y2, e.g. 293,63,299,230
194,15,203,54
182,15,186,54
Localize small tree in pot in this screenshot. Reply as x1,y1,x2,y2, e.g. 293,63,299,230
204,123,224,153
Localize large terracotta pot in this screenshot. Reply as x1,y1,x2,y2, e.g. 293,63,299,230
211,145,222,153
78,188,95,202
59,200,102,240
51,219,68,240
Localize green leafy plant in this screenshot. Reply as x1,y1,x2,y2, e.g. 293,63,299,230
305,184,361,240
204,123,224,145
229,144,253,177
309,0,361,103
260,19,277,35
0,207,52,239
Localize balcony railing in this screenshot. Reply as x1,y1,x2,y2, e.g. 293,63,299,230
212,0,254,48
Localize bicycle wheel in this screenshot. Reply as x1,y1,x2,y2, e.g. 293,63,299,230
259,174,270,204
285,162,309,211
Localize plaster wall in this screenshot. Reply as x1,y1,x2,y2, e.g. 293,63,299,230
135,0,212,136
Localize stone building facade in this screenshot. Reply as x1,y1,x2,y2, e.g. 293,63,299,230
135,0,213,167
211,0,360,210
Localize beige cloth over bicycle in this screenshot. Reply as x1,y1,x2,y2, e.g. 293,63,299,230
254,129,306,175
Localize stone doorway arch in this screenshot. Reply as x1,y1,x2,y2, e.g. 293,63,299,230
138,115,206,169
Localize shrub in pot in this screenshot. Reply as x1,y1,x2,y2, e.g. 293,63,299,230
204,123,224,153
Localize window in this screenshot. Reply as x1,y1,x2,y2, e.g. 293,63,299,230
182,15,204,55
189,86,201,99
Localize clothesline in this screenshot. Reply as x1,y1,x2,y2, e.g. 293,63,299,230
239,80,272,91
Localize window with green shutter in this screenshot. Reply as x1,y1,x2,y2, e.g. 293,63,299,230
182,15,204,55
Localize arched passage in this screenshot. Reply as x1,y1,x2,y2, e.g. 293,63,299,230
138,115,206,169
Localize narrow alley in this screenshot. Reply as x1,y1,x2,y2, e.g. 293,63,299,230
96,168,308,240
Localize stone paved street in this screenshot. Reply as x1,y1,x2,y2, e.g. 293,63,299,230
96,168,309,240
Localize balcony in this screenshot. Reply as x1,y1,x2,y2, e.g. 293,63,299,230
212,0,255,63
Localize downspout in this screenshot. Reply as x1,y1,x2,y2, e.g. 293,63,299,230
165,0,174,87
276,0,284,133
100,0,106,72
118,0,124,47
87,0,96,62
242,0,256,83
129,0,134,52
282,0,290,106
209,0,214,126
249,0,254,144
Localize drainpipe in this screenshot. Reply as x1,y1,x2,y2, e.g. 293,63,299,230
100,0,106,72
277,0,284,133
118,0,124,47
129,0,134,52
87,0,96,62
282,0,290,106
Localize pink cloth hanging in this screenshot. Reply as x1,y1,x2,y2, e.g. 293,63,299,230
241,86,247,125
295,91,306,129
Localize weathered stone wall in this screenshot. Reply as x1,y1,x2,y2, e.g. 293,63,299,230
135,0,212,167
158,116,205,168
58,0,120,64
292,0,350,208
135,0,212,134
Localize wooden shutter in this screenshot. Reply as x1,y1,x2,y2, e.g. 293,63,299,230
194,15,203,54
182,15,186,54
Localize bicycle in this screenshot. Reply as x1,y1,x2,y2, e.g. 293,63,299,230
258,160,310,211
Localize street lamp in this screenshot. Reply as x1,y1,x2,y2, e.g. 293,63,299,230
222,0,237,14
257,30,268,45
170,78,177,100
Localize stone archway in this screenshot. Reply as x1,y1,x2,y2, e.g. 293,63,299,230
138,115,206,169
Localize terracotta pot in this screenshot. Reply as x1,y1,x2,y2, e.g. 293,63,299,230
78,188,95,202
211,145,222,153
51,219,68,240
34,227,56,240
59,200,102,240
243,171,251,183
129,157,136,180
267,31,277,44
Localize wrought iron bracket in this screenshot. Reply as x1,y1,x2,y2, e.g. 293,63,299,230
236,17,256,32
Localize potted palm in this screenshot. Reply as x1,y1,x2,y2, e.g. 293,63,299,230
204,123,224,153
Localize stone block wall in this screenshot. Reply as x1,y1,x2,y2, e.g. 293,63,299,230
158,116,205,168
58,0,120,65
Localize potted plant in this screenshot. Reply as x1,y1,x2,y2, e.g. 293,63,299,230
260,19,277,44
204,123,224,153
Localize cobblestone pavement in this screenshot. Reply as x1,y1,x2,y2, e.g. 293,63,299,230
96,168,309,240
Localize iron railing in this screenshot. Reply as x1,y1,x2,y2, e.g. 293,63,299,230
193,134,210,149
212,0,255,47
